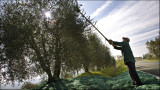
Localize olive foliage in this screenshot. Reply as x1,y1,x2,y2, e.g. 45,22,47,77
0,0,115,85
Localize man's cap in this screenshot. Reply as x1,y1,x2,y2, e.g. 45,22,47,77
122,37,130,42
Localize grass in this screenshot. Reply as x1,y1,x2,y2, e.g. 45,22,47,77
33,71,160,90
100,66,128,77
77,60,128,78
32,60,160,90
76,66,127,78
144,59,160,62
76,71,107,77
21,82,38,90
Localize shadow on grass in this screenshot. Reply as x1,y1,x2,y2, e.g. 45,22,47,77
53,79,68,89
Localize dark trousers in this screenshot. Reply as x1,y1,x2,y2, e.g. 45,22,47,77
126,62,143,85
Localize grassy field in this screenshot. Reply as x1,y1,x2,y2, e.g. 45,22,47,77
144,59,160,62
29,60,160,90
33,70,160,90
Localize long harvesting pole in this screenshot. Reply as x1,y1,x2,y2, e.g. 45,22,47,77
79,11,109,41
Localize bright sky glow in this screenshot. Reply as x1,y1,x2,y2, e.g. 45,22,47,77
45,11,51,18
78,1,159,57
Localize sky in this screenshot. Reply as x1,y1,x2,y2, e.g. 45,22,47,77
0,1,159,57
78,0,159,57
1,0,159,89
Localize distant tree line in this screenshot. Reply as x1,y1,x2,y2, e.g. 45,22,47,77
143,36,159,60
0,0,115,84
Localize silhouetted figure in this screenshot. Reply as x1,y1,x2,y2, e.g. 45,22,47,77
108,37,143,87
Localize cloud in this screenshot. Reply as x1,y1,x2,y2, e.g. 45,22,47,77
90,1,113,19
130,29,159,45
97,1,158,37
95,1,159,57
132,45,148,57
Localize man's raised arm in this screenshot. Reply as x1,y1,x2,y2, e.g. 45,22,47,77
113,41,126,46
114,46,122,50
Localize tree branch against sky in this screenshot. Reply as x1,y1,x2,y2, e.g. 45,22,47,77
0,0,115,88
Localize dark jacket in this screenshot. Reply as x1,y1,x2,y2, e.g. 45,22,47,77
113,41,135,64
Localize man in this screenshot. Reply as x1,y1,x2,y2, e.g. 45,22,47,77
108,37,143,87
